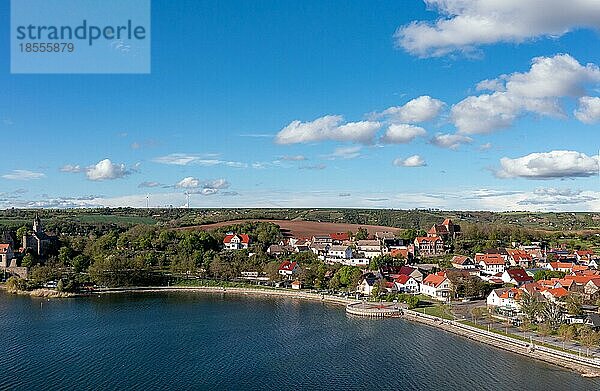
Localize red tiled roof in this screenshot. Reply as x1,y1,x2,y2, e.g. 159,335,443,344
423,272,448,288
390,248,409,258
549,262,574,270
545,287,569,298
329,232,350,241
223,234,250,244
451,255,472,265
478,254,505,265
394,274,412,285
0,244,10,253
499,288,522,300
505,268,533,283
278,261,297,272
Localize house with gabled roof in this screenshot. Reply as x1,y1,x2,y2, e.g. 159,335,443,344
451,255,475,269
278,261,298,279
357,275,378,296
575,250,596,263
420,272,452,301
329,232,350,244
501,267,533,286
0,243,15,268
328,245,352,259
506,249,533,268
356,240,382,259
486,287,521,312
477,253,506,274
546,262,576,273
223,233,251,250
394,274,420,294
541,287,569,302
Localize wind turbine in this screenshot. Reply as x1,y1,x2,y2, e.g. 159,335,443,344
184,191,190,208
146,194,149,209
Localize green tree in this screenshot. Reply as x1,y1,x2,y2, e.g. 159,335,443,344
579,326,600,356
565,294,583,316
471,307,487,325
72,254,91,273
21,253,35,268
354,227,369,240
58,246,74,266
16,226,27,240
558,324,576,349
518,292,542,322
541,301,563,331
5,277,27,293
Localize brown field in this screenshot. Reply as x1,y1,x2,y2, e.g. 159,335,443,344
182,219,402,238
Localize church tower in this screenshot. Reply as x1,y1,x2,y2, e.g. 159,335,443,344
33,214,42,234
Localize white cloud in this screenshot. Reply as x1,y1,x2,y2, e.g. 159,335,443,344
138,181,162,188
328,146,362,160
2,170,45,181
574,96,600,123
518,188,597,205
279,155,307,161
377,96,445,123
60,164,83,173
153,153,201,165
204,178,230,190
380,124,427,144
176,177,201,188
497,150,600,179
430,133,473,149
451,54,600,134
393,155,427,167
299,164,326,170
275,115,381,144
175,177,230,194
153,153,248,168
395,0,600,57
86,159,131,181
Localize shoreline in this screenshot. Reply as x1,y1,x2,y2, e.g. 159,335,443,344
89,285,355,307
4,284,600,377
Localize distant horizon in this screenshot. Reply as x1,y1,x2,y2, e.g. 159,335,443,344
1,206,598,214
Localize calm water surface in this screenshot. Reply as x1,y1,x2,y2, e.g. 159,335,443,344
1,291,599,390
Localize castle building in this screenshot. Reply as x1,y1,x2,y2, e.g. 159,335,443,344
22,215,56,258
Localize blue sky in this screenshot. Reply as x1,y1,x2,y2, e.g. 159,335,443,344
1,0,600,211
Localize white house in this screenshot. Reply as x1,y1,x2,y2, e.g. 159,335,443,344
357,277,377,296
223,233,251,250
278,261,298,279
356,240,382,259
477,254,506,274
394,274,420,294
451,255,475,269
501,268,533,286
486,287,521,311
328,245,353,259
420,272,452,301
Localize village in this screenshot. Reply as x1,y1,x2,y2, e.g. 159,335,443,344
2,215,600,357
222,218,600,348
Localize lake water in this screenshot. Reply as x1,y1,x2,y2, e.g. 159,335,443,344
1,291,599,390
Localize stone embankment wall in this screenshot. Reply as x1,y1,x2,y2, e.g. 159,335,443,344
403,309,600,376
